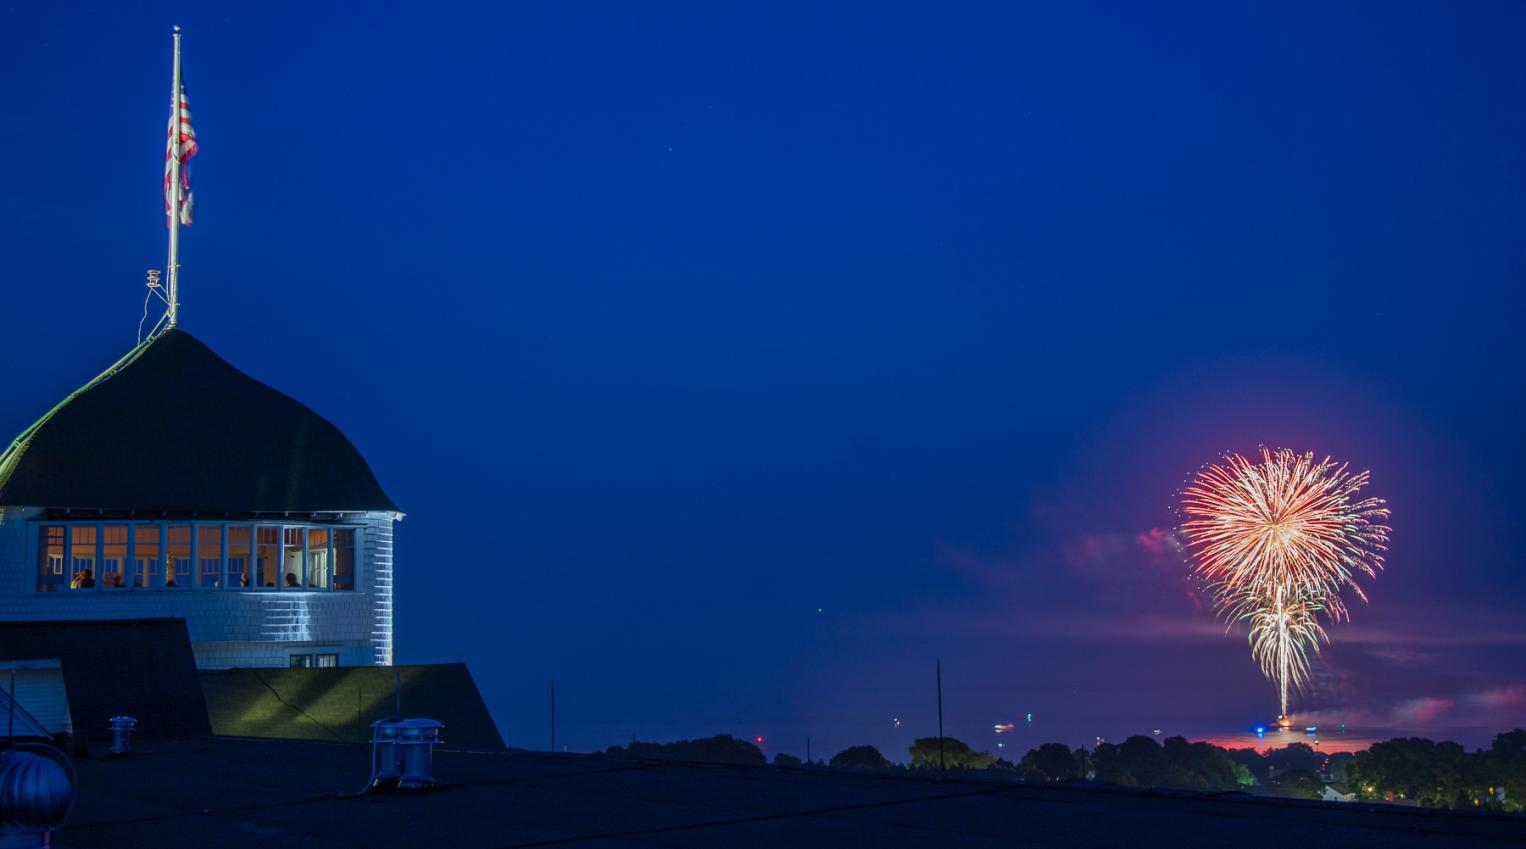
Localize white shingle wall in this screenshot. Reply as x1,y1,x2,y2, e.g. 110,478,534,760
0,507,396,668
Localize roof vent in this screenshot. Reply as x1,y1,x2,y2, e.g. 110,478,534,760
0,748,75,847
367,718,443,791
108,716,137,756
368,719,403,788
395,719,444,790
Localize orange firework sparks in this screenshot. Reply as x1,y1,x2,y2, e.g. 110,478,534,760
1179,448,1390,715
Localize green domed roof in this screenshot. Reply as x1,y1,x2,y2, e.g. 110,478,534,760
0,329,398,513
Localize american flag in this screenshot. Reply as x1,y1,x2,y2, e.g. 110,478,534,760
164,81,198,226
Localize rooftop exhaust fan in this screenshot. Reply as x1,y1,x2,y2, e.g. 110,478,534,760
366,718,443,791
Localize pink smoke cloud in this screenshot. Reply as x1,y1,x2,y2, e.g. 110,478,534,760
1391,696,1456,724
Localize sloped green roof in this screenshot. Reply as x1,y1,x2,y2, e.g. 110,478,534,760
200,664,504,749
0,329,398,513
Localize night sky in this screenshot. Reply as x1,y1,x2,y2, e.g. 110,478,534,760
4,2,1524,758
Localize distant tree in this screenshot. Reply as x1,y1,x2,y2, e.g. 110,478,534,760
1270,768,1324,800
830,745,893,770
604,734,765,766
1324,751,1355,782
1226,748,1270,785
1117,736,1170,786
1346,737,1485,808
1267,742,1324,774
773,752,802,767
1162,736,1240,791
1091,743,1126,785
909,737,996,770
1486,729,1526,811
1348,738,1438,804
1019,743,1081,781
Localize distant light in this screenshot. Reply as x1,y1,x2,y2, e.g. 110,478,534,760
755,736,764,744
1255,726,1266,735
1026,713,1033,723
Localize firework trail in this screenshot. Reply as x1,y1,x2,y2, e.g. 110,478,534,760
1180,448,1390,716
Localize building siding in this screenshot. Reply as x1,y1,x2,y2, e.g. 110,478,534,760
0,506,395,668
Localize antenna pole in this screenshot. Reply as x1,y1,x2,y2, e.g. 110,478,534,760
936,659,945,773
166,26,183,328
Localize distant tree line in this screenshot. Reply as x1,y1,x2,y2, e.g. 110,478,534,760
599,728,1526,811
1342,730,1526,810
603,734,766,766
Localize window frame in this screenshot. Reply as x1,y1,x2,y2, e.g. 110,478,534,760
28,520,362,594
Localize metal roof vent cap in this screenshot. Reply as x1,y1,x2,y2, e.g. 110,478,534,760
369,719,403,789
108,716,137,756
394,719,444,790
0,749,75,848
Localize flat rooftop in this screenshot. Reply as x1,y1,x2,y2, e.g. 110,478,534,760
55,738,1525,848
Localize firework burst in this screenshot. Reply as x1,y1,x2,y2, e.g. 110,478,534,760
1179,448,1390,715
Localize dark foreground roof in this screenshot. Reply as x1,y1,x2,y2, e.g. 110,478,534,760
0,329,398,513
52,738,1526,849
201,664,504,749
0,618,211,742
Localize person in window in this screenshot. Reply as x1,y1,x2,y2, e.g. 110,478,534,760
240,572,250,588
284,572,299,588
71,568,95,589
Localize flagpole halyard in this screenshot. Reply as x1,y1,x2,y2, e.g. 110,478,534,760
166,26,182,329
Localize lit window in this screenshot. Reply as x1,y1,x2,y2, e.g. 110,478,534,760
334,529,356,591
282,527,305,589
36,526,64,592
316,653,339,668
227,526,252,589
166,525,192,589
134,525,160,588
69,526,97,590
197,525,222,588
289,654,313,668
33,522,361,593
255,526,280,589
102,525,128,589
307,528,330,589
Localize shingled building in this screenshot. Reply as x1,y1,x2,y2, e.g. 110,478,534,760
0,329,400,668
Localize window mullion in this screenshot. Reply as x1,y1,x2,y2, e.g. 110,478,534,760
157,521,167,589
94,522,103,592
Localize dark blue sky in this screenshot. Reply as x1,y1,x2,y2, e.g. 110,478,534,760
4,2,1524,758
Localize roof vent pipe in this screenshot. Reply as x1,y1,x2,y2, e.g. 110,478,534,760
395,719,443,790
108,716,137,756
368,719,402,789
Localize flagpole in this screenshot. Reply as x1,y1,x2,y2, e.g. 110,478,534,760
166,25,183,328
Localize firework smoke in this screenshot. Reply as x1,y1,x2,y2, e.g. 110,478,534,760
1180,448,1390,715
